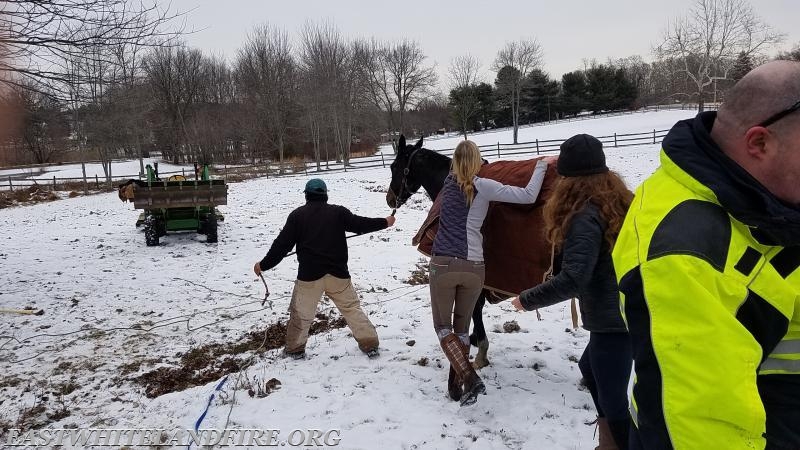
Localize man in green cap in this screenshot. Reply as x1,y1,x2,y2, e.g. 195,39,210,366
254,178,396,359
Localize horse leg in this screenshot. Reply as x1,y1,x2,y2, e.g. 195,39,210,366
470,290,490,369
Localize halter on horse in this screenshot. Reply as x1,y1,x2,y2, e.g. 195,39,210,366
386,136,428,211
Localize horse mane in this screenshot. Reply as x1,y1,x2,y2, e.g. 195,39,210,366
414,147,452,199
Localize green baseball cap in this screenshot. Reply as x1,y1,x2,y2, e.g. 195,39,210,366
304,178,327,193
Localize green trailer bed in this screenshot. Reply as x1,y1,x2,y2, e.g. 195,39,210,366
121,163,228,246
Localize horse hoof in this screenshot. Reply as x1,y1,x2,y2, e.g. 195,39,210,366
472,358,489,369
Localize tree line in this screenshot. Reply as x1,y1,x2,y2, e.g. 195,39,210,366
0,0,797,172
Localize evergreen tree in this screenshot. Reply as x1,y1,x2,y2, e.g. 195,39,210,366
520,69,560,123
730,51,754,81
776,44,800,62
561,71,587,116
474,83,496,129
612,67,638,110
448,85,480,137
493,66,520,127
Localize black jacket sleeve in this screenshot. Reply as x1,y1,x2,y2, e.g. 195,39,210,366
259,211,298,271
342,207,388,234
519,209,603,311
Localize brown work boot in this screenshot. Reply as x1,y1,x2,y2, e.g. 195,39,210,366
440,334,485,406
595,417,619,450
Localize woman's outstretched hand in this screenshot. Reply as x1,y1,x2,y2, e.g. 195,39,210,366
511,296,526,311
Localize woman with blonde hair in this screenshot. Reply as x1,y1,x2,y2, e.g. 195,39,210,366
431,139,552,406
511,134,633,450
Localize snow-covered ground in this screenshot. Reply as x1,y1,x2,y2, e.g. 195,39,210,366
0,110,693,449
379,110,694,153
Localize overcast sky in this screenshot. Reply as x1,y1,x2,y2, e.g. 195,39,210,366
168,0,800,90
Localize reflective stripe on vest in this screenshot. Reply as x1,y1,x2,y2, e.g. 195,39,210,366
770,338,800,356
761,356,800,373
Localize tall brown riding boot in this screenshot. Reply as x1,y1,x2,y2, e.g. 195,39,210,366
440,334,485,406
595,417,619,450
447,365,462,401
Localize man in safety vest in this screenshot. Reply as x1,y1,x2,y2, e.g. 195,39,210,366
613,60,800,449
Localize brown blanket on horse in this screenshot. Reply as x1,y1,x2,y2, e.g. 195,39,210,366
412,157,558,303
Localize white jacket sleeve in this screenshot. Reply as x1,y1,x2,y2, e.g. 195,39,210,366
474,159,548,204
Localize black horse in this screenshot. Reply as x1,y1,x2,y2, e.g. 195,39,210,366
386,135,497,368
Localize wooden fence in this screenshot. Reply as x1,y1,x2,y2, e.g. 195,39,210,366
2,126,671,192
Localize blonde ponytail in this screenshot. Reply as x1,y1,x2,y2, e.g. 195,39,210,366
452,140,483,206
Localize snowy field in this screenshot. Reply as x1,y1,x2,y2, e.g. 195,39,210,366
0,160,194,183
380,110,695,153
0,109,694,449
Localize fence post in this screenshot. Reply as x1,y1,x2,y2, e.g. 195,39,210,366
380,152,385,168
82,162,88,194
182,168,185,177
95,174,99,189
8,177,12,191
614,133,618,148
53,175,57,190
496,142,500,159
536,139,539,155
653,129,657,144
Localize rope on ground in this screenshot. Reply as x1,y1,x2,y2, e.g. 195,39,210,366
0,281,293,359
1,278,428,365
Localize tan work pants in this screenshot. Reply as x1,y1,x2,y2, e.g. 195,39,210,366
285,275,379,354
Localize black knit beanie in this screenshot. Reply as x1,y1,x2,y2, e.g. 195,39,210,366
557,134,609,177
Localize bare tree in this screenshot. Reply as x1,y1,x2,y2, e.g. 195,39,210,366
384,39,438,136
298,22,330,170
355,39,397,136
298,21,357,168
188,54,236,164
235,24,297,174
448,54,481,138
0,0,184,99
144,45,205,163
655,0,784,111
492,39,544,144
5,83,69,164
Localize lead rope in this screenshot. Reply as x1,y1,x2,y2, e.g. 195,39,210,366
541,242,578,328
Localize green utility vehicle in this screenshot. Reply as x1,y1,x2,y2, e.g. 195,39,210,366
119,163,227,246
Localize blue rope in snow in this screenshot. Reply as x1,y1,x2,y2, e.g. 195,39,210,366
187,375,229,450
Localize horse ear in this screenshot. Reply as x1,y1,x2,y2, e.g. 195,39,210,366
414,137,424,149
398,135,406,150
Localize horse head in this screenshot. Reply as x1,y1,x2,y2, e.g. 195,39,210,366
386,134,425,208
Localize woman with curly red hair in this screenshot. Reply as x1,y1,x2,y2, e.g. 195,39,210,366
512,134,633,450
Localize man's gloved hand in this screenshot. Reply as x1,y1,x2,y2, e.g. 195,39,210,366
253,262,262,276
385,215,396,227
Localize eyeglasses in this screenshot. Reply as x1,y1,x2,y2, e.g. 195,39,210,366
758,99,800,127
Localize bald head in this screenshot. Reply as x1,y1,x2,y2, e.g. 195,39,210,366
711,60,800,206
716,60,800,135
